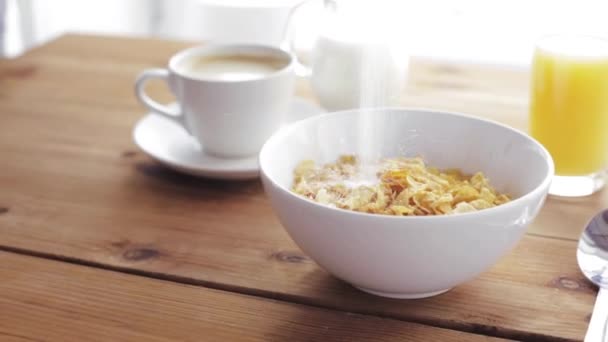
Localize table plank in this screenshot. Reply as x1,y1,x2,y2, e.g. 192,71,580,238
0,34,600,341
0,184,592,341
1,251,506,342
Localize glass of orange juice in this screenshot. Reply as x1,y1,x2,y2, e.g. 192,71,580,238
530,35,608,197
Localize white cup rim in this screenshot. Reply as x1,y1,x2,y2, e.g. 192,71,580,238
168,44,294,83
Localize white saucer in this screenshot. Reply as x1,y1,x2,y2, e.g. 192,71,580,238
133,98,324,180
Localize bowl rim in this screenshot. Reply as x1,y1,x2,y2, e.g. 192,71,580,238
259,107,555,221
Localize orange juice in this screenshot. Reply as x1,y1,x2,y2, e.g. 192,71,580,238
530,36,608,176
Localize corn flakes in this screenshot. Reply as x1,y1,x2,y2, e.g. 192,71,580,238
292,155,510,216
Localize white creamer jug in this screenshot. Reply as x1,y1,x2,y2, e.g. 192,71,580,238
286,0,409,111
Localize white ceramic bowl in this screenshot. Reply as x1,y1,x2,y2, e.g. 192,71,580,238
260,109,553,299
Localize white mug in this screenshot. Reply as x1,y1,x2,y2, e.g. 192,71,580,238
159,0,302,48
135,44,295,158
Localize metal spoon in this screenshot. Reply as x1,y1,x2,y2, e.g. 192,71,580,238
578,210,608,342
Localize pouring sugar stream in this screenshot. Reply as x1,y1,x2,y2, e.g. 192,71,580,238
288,0,410,185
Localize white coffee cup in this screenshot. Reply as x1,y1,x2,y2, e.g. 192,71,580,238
135,44,295,158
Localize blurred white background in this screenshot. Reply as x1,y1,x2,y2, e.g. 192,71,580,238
1,0,608,66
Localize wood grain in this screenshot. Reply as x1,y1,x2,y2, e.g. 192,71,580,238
0,34,601,341
0,251,508,342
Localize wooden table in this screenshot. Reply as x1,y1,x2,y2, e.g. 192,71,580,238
0,34,601,341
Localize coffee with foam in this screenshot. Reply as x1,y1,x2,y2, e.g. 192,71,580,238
179,54,287,81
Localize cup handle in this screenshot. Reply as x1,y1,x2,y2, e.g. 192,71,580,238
134,69,187,131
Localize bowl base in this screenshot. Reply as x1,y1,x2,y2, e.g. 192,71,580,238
354,286,452,299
